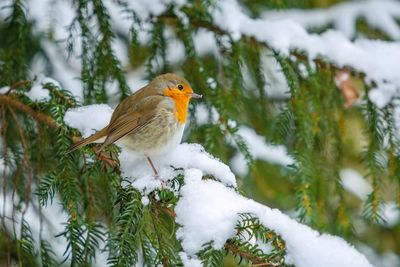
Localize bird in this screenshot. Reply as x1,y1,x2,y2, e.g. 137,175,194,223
66,73,202,176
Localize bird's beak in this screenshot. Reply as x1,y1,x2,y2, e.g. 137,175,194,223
190,92,202,99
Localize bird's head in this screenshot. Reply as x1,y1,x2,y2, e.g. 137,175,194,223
152,73,202,124
152,73,202,100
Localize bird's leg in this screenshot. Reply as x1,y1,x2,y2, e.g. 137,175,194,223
146,157,167,188
146,156,159,177
95,148,118,167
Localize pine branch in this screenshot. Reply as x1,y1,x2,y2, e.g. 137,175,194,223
224,240,280,267
0,95,58,129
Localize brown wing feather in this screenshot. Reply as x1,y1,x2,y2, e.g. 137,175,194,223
109,83,161,126
66,127,108,154
98,95,164,151
99,112,155,150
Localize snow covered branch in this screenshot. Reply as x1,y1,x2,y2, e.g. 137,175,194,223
62,105,373,267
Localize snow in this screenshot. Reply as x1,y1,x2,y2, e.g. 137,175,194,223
37,42,84,100
194,30,218,57
340,169,372,200
2,0,400,107
359,244,400,267
263,0,400,40
0,86,10,94
231,126,294,175
26,84,50,102
179,252,202,267
213,0,400,108
340,169,400,228
0,192,69,262
380,202,400,228
64,105,113,138
64,105,372,266
194,107,294,176
25,76,61,102
175,170,372,267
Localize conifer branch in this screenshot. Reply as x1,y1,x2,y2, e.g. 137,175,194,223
0,95,59,129
224,240,280,267
158,13,228,36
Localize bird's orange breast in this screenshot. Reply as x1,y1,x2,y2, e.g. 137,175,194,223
163,88,190,124
172,96,190,124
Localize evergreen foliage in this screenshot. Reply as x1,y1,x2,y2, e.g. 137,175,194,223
0,0,399,266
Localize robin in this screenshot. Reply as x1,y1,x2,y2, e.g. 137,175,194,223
66,73,202,175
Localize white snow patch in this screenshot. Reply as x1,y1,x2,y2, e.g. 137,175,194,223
0,157,10,176
194,29,219,56
195,103,219,125
368,83,398,109
0,86,10,94
380,202,400,228
27,85,50,102
263,0,400,40
340,169,372,200
119,143,237,189
126,71,148,94
358,244,400,267
262,51,291,98
175,175,372,267
64,105,113,138
231,126,294,175
25,76,61,102
179,252,202,267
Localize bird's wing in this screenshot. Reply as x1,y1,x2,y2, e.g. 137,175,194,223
99,96,163,150
109,84,160,126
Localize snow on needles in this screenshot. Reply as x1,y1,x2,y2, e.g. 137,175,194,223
231,126,294,175
176,169,372,267
263,0,400,40
64,104,113,138
213,0,400,108
2,0,400,108
340,168,372,200
65,105,371,267
26,77,61,102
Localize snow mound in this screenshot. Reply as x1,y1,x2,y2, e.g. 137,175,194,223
176,171,372,267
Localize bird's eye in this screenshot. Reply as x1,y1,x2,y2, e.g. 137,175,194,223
178,84,184,90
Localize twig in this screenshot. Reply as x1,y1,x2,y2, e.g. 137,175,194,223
0,95,59,129
224,240,281,267
5,80,30,94
9,108,32,210
0,106,11,266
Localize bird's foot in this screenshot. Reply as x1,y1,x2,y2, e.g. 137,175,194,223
96,151,119,168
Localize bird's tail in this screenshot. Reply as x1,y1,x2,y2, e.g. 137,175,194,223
66,127,108,154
